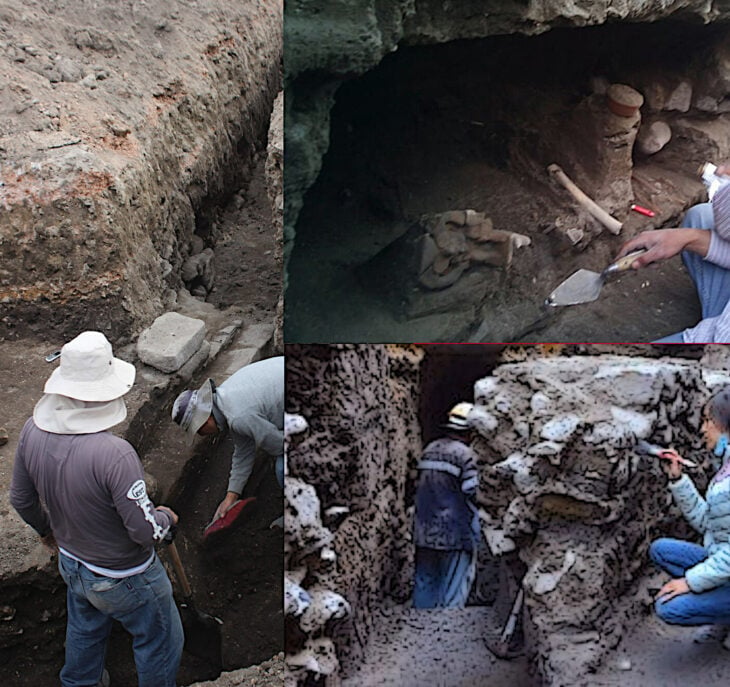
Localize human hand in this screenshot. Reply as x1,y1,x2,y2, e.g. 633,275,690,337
717,163,730,177
40,532,58,554
156,505,179,525
657,447,685,480
616,229,698,268
655,577,690,602
213,491,240,521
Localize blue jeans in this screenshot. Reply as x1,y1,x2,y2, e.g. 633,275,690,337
58,552,184,687
654,203,730,342
413,547,475,608
650,537,730,625
275,454,284,488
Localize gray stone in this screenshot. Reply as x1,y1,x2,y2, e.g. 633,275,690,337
177,339,211,382
137,312,207,373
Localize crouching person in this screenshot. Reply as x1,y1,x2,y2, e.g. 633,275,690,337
9,332,183,687
650,385,730,648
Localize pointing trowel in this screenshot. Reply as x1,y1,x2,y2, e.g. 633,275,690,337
546,249,647,307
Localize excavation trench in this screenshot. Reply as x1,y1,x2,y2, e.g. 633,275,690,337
286,19,730,343
0,334,283,687
0,107,284,687
284,344,730,686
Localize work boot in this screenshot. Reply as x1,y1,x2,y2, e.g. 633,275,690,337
96,668,110,687
693,624,728,644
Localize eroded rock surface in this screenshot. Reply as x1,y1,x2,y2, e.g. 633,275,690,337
471,355,730,684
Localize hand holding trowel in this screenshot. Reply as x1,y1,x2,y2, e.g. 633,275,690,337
546,248,647,307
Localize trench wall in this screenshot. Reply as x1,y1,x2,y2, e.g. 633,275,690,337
285,344,423,674
0,0,282,342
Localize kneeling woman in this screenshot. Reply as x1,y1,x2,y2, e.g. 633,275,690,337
651,386,730,642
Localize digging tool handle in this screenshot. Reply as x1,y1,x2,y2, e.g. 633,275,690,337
547,163,623,234
500,587,524,643
167,541,193,598
604,248,647,274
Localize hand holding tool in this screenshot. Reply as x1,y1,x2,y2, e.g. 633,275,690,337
546,248,647,307
636,440,697,468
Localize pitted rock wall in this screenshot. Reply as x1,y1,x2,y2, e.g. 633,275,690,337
0,0,282,342
471,355,730,684
285,344,424,675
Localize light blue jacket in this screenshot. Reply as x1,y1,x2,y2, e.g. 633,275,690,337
670,467,730,592
213,356,284,494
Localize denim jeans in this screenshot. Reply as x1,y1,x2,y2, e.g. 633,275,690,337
654,203,730,342
58,552,184,687
412,547,475,608
275,454,284,488
650,537,730,625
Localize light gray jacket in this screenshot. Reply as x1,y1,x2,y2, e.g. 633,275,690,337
214,356,284,494
670,468,730,592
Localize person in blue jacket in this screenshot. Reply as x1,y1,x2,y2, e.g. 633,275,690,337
651,385,730,646
413,402,480,608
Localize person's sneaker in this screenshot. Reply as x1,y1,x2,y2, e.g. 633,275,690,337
96,668,110,687
693,624,728,644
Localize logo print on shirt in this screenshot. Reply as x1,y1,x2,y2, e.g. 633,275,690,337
126,479,168,541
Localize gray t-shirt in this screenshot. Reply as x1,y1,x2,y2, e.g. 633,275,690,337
214,356,284,494
10,418,172,570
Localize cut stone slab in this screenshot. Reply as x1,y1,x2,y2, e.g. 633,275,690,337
137,312,207,373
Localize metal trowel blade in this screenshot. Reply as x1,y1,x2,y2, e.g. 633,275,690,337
547,269,604,306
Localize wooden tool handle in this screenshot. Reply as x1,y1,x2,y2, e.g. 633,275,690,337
548,163,623,235
167,541,193,598
606,248,647,273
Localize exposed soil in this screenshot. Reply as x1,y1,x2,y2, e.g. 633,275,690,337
341,604,536,687
285,21,727,343
207,153,281,323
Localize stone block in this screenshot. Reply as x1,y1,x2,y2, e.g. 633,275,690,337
137,312,207,373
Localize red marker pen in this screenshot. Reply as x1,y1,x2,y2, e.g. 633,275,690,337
631,204,655,217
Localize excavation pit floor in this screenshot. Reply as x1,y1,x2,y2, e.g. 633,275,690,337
341,604,537,687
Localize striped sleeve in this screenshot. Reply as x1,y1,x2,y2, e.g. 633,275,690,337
460,447,479,496
713,184,730,240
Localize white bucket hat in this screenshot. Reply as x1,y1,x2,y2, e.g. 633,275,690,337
34,394,127,435
171,379,215,443
43,331,136,402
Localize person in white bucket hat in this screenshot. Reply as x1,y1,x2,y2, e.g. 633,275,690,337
10,331,183,687
171,355,284,525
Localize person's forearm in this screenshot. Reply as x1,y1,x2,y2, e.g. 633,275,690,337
681,228,711,257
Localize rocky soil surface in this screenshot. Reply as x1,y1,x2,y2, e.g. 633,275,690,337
0,0,282,341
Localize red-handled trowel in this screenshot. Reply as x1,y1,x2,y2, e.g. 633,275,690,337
202,497,257,544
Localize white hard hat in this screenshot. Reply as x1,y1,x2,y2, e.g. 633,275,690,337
444,402,474,431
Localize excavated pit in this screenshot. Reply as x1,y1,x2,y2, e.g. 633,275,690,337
285,19,730,343
284,344,730,686
0,336,284,687
0,3,284,681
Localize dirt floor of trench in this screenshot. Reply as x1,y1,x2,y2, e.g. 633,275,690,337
341,604,536,687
